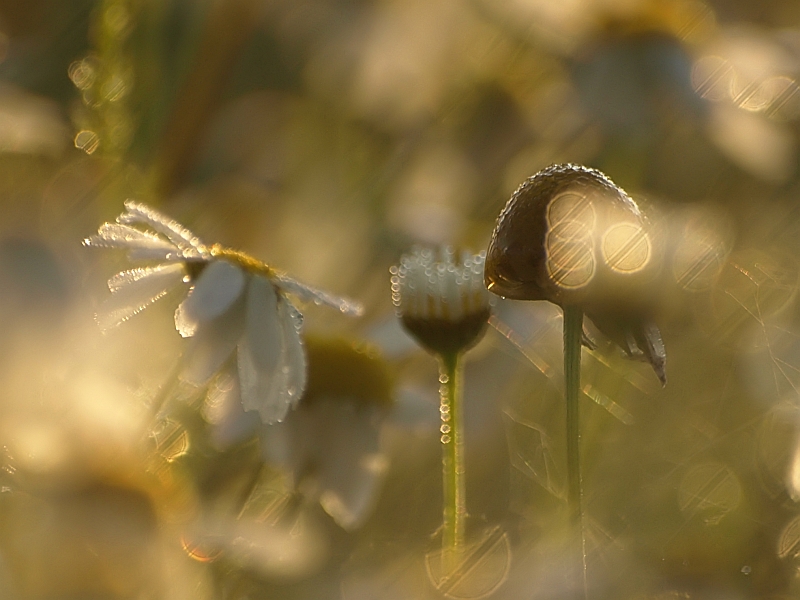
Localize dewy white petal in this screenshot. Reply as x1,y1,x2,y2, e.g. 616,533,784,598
95,262,186,331
238,276,285,423
119,200,207,258
83,223,180,259
272,272,363,317
181,293,246,386
178,261,246,325
106,264,181,293
173,301,197,338
125,247,187,262
277,298,307,411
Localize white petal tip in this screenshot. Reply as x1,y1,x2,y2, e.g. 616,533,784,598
343,301,365,317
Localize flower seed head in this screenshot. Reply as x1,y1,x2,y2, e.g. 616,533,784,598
485,163,658,309
485,164,667,385
391,247,492,356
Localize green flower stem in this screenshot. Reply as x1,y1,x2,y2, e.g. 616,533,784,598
563,305,587,597
563,306,583,524
438,350,465,567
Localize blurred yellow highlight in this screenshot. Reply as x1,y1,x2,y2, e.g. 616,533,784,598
601,222,651,274
74,129,100,154
692,55,800,120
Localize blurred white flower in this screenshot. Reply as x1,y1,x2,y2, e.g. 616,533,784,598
200,336,393,530
84,200,363,423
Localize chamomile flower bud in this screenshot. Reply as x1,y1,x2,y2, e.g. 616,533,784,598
391,247,492,357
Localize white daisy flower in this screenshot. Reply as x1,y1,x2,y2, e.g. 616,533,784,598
84,200,363,423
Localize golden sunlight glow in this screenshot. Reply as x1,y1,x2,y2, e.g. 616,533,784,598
601,222,651,274
544,192,597,289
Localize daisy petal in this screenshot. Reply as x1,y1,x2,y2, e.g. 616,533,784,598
272,272,363,317
238,276,286,423
119,200,207,258
95,262,186,331
84,223,180,259
181,293,246,386
174,302,197,338
106,264,182,293
176,261,246,334
278,299,307,410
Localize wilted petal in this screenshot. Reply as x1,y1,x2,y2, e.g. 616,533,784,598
273,272,363,316
238,276,284,423
176,261,246,335
587,311,667,385
95,262,186,331
181,294,246,386
632,321,667,386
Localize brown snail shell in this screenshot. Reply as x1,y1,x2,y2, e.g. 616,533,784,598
485,163,666,385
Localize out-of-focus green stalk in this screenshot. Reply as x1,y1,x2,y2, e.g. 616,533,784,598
563,305,586,599
438,350,465,570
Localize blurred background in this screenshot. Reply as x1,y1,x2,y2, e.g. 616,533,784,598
1,0,800,598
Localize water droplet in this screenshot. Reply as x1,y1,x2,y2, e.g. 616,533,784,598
68,57,96,90
440,424,451,434
741,565,751,575
103,72,130,102
74,130,100,154
439,373,450,384
440,434,451,444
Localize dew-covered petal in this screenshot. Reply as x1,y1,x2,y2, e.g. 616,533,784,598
278,299,307,411
177,261,245,329
125,247,188,262
84,223,180,260
181,294,246,386
174,301,197,338
119,200,206,258
272,272,363,317
95,262,186,330
238,276,285,423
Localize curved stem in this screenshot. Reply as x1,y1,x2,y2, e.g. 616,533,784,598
563,305,587,598
438,351,466,568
